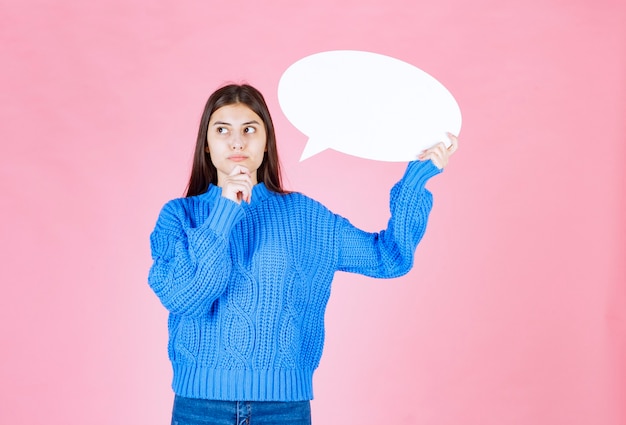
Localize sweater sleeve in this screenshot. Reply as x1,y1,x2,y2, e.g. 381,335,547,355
336,159,442,278
148,195,245,317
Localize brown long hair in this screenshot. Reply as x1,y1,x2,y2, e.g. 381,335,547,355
185,84,287,197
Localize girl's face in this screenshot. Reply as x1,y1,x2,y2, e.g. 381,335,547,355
206,103,267,186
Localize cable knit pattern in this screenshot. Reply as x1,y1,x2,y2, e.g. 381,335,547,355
148,160,442,401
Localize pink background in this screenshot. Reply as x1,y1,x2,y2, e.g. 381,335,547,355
1,1,624,424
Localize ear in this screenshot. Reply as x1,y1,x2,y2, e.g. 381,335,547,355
205,146,210,153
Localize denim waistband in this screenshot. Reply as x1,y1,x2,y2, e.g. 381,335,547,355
171,395,311,425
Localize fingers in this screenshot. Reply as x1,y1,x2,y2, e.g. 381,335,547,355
418,142,447,169
446,132,459,155
417,133,459,170
222,166,253,204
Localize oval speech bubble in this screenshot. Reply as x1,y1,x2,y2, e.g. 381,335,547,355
278,50,462,162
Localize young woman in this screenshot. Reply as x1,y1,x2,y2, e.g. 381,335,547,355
148,84,458,425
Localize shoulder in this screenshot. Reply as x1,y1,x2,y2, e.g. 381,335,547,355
265,192,343,229
159,196,192,216
151,198,188,233
156,190,214,225
272,191,331,212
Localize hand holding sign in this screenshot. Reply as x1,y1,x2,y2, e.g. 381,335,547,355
278,50,462,162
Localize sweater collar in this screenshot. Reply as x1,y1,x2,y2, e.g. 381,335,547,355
203,182,272,206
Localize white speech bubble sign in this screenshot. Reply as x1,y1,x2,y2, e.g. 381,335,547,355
278,50,462,162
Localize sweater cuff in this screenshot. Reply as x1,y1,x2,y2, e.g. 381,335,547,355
205,195,245,237
187,196,245,249
402,159,442,189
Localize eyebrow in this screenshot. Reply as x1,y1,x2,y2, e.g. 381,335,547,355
212,120,261,126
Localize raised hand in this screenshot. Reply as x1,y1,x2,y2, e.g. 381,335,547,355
418,132,459,169
221,165,253,204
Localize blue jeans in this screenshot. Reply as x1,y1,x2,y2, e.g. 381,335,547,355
171,395,312,425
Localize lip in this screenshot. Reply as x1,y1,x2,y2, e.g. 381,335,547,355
228,155,248,162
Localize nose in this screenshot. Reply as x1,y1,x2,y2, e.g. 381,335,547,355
231,135,244,150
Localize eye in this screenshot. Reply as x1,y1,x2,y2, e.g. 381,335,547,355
217,126,229,135
243,126,256,134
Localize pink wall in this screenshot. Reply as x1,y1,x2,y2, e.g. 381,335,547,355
1,1,624,424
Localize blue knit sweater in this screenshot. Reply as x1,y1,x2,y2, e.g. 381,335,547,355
148,160,441,401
